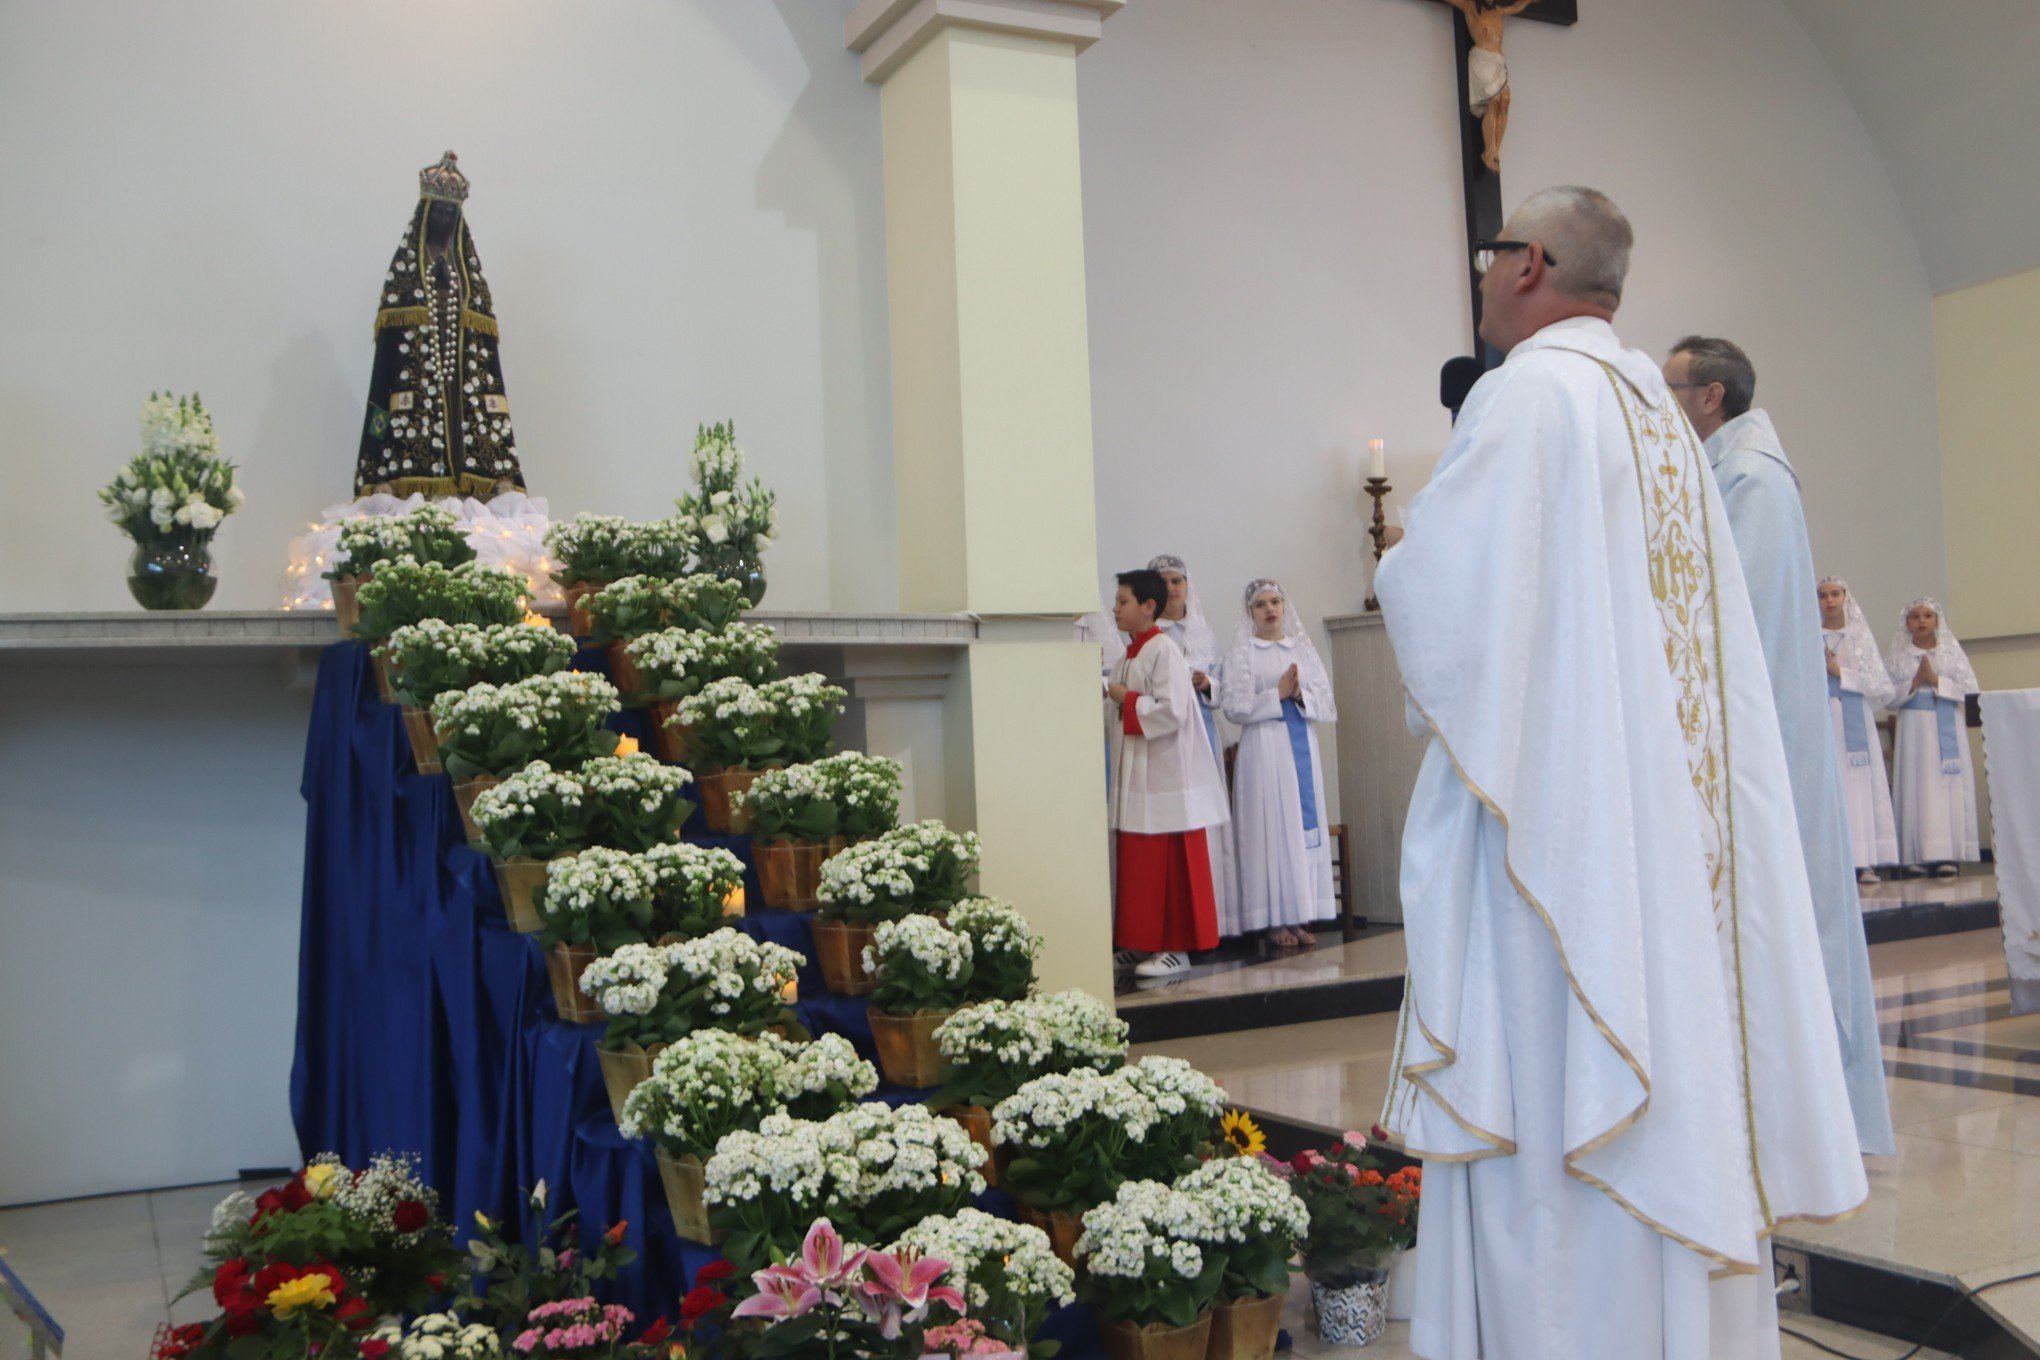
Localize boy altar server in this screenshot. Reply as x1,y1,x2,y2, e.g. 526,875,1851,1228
1106,568,1229,977
1379,187,1865,1360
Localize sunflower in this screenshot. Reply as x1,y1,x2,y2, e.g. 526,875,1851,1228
1220,1108,1266,1157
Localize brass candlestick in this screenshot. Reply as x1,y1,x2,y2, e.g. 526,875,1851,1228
1363,476,1392,612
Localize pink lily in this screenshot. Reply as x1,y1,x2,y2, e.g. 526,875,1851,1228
865,1249,964,1317
731,1266,823,1323
798,1216,869,1290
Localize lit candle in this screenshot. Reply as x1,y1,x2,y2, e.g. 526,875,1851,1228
724,884,747,916
523,610,551,629
778,973,798,1003
1368,438,1387,480
614,734,641,757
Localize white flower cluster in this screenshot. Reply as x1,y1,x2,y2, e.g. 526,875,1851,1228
140,390,222,460
577,941,675,1017
677,673,778,729
208,1189,254,1244
329,1150,439,1244
1119,1055,1226,1128
1174,1155,1309,1246
103,395,242,539
772,1032,879,1106
334,515,416,571
578,752,695,811
543,846,661,924
678,422,778,552
738,760,832,811
661,927,803,1017
947,897,1042,964
991,1067,1159,1150
625,621,780,687
1074,1179,1215,1283
431,669,621,738
383,620,571,686
644,841,744,902
895,1208,1076,1314
863,913,973,983
936,990,1128,1070
818,836,920,908
471,760,587,830
618,1028,787,1142
543,512,632,574
367,1313,501,1360
812,751,904,819
705,1102,986,1210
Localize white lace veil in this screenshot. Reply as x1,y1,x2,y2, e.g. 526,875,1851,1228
1220,577,1337,721
1884,596,1979,695
1148,554,1220,671
1818,577,1892,705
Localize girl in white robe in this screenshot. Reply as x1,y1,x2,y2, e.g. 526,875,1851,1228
1817,577,1898,881
1884,597,1980,874
1149,554,1242,938
1220,578,1338,946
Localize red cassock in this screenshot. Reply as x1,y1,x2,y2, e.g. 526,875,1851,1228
1109,626,1223,952
1113,827,1218,952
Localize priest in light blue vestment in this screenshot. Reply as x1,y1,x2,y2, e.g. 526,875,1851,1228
1666,336,1895,1155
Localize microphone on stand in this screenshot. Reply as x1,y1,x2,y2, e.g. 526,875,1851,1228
1440,356,1485,423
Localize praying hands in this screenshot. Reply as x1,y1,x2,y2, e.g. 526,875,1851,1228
1278,663,1301,700
1912,656,1938,692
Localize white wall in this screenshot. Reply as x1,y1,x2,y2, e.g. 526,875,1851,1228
1081,0,1946,651
0,0,894,614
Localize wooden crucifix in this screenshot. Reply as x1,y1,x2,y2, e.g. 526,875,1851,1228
1421,0,1578,359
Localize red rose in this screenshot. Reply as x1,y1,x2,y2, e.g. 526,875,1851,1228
253,1188,286,1221
392,1199,429,1233
605,1219,630,1246
361,1343,392,1360
252,1261,297,1299
425,1273,448,1292
695,1258,734,1284
335,1296,372,1331
213,1258,253,1307
679,1286,726,1325
638,1317,673,1345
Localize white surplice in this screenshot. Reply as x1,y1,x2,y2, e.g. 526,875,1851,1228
1222,635,1337,931
1377,318,1867,1360
1707,412,1893,1155
1822,594,1899,870
1884,604,1980,866
1159,608,1241,934
1106,628,1230,835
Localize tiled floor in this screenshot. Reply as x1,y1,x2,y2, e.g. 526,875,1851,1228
1116,931,1408,1010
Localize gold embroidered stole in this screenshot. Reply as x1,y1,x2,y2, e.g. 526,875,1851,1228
1599,363,1773,1227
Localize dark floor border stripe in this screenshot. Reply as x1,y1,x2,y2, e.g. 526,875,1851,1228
1883,1002,2016,1044
1123,974,1405,1045
1901,1033,2040,1067
1883,1057,2040,1099
1862,897,2002,947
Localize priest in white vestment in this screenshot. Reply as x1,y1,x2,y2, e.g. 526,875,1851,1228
1377,187,1867,1360
1664,338,1893,1155
1819,578,1900,878
1149,554,1242,939
1884,598,1981,873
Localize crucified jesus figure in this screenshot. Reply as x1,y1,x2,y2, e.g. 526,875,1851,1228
1442,0,1542,171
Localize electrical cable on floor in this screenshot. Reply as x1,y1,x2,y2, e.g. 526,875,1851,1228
1777,1266,2040,1360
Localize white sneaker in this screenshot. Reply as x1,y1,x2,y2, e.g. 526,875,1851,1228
1134,951,1192,978
1935,862,1960,877
1858,869,1880,886
1113,950,1144,969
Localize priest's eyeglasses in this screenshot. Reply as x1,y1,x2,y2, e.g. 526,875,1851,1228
1472,240,1557,275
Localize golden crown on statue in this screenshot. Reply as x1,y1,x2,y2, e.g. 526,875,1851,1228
418,151,470,203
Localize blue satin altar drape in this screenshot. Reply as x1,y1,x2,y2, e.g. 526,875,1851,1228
289,643,1105,1346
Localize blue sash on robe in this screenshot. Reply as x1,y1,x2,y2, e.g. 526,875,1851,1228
1903,689,1963,774
1828,671,1872,766
1281,697,1322,849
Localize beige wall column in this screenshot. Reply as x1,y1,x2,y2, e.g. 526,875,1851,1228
849,0,1122,997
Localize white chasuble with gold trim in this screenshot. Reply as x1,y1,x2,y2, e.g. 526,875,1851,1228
1376,318,1865,1360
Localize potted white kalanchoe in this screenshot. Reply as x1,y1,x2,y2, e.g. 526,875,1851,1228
861,914,976,1089
895,1208,1076,1356
739,753,906,911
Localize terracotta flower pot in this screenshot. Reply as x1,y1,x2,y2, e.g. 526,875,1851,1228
1098,1313,1212,1360
655,1148,726,1244
596,1042,661,1126
1017,1204,1086,1269
754,840,832,910
451,775,502,846
1205,1292,1285,1360
491,857,558,934
562,580,607,639
943,1105,1000,1187
868,1008,955,1089
696,767,772,835
652,700,697,764
370,651,397,704
545,942,603,1025
331,575,366,637
810,917,879,996
607,641,651,709
400,706,442,774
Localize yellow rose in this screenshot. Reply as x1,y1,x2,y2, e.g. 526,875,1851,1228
302,1162,345,1201
266,1273,337,1318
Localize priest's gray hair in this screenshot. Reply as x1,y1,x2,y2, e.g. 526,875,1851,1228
1669,335,1757,419
1507,185,1633,308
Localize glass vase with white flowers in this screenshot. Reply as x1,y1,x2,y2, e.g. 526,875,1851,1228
675,421,777,606
101,392,243,609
